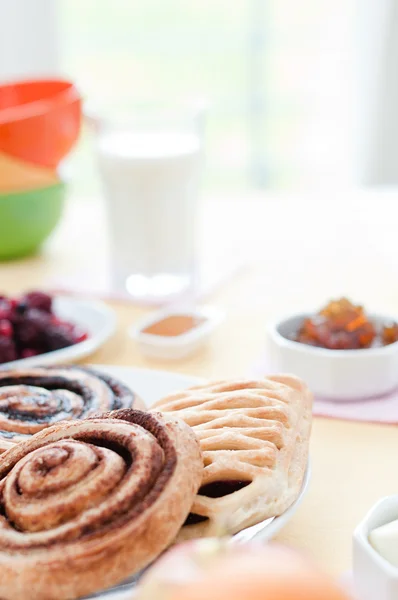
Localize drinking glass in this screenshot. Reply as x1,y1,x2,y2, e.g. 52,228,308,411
95,104,204,303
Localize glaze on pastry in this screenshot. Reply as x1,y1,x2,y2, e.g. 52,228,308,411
154,375,312,539
0,409,203,600
0,365,145,452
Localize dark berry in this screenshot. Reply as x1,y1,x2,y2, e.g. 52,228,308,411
13,308,51,347
10,301,29,323
21,348,39,359
0,338,17,364
51,317,74,332
9,298,19,310
0,320,13,339
44,325,76,351
23,291,53,313
15,301,28,315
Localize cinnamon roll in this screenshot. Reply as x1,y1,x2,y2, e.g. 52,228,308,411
0,366,144,452
0,409,203,600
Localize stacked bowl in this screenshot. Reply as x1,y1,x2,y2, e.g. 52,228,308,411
0,79,81,259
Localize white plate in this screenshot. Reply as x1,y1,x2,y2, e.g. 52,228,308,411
86,365,311,600
1,296,116,369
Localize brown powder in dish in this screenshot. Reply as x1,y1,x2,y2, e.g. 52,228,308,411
142,315,206,337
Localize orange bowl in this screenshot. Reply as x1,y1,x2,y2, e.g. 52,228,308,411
0,79,82,169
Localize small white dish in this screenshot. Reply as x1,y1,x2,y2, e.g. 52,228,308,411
267,313,398,401
86,365,311,599
353,495,398,600
1,296,116,369
129,306,224,360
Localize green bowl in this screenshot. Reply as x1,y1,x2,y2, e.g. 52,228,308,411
0,181,65,260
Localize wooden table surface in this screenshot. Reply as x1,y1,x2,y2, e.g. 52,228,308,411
1,188,398,576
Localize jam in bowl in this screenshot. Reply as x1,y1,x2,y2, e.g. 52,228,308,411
268,299,398,401
292,298,398,351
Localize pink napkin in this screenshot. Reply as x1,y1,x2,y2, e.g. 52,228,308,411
251,353,398,425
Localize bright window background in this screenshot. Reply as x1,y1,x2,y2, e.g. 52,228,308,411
60,0,355,196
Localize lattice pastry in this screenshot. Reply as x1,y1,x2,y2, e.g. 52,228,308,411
154,374,312,539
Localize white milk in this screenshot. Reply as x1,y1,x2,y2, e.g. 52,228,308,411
97,129,202,299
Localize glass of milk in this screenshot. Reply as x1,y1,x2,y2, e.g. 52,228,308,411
95,105,203,302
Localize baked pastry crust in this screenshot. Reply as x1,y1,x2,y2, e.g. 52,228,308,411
154,375,312,539
0,409,203,600
0,365,145,452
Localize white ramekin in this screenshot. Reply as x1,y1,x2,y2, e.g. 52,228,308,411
130,306,224,360
267,313,398,400
353,495,398,600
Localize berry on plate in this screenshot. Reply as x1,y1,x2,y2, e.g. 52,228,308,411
0,291,89,364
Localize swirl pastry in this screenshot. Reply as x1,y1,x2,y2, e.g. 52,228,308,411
0,408,203,600
0,366,144,452
154,375,312,539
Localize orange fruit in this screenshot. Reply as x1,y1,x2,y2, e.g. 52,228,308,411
137,540,349,600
